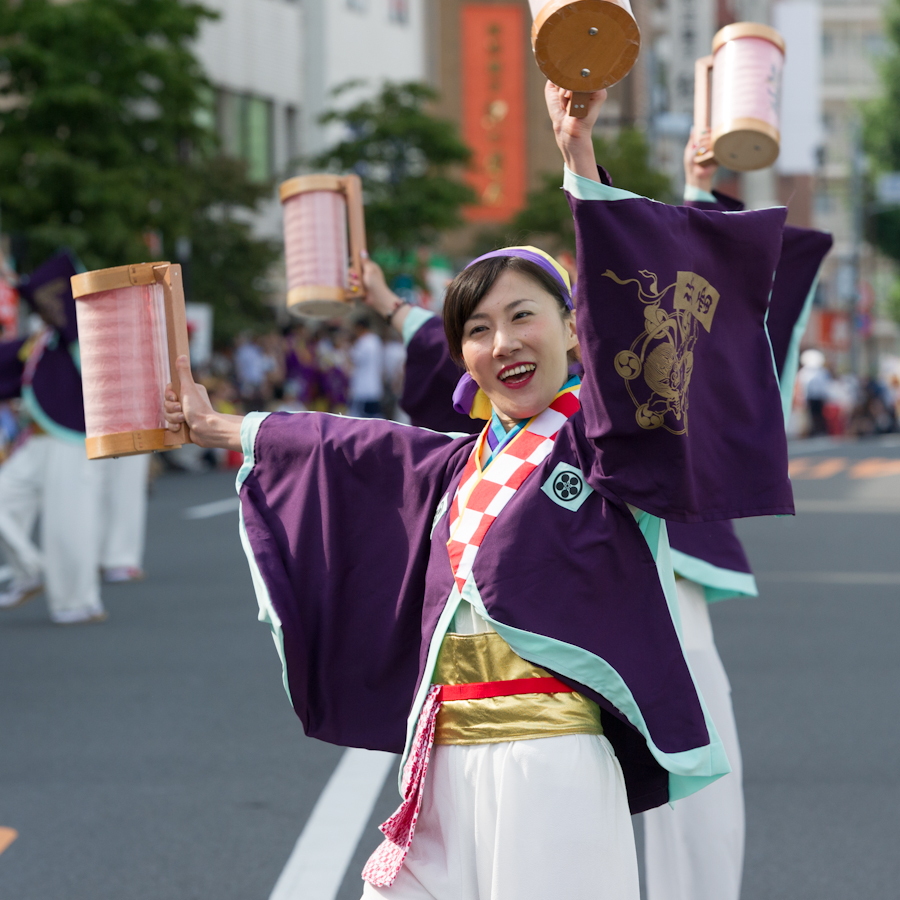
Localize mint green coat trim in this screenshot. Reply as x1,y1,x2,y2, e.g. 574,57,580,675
21,385,85,445
406,499,728,801
236,411,271,488
461,578,730,802
399,555,730,803
397,583,464,793
631,508,683,637
780,273,820,425
563,166,645,203
69,341,81,373
670,549,758,604
402,306,436,347
235,411,293,704
683,185,718,203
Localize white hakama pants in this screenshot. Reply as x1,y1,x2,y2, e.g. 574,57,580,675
0,435,105,621
362,733,639,900
642,579,744,900
99,453,150,570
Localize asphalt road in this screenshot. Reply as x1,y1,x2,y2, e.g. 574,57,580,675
1,434,899,900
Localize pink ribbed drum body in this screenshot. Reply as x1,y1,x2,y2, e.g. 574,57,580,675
283,191,349,293
710,36,783,135
76,284,171,439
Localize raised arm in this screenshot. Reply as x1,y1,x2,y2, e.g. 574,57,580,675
355,255,479,434
544,82,792,522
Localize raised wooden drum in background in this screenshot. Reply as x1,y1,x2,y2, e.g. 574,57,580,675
529,0,641,117
694,22,786,171
279,174,367,318
71,262,191,460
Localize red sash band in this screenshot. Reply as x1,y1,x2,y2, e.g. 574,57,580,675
440,676,574,702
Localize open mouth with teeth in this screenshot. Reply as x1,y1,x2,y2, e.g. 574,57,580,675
498,363,537,387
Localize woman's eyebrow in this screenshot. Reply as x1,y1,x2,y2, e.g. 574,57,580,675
465,298,535,323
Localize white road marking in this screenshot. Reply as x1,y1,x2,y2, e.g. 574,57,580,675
269,748,396,900
182,497,241,519
758,571,900,585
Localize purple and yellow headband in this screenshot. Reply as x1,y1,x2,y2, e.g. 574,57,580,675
451,246,573,420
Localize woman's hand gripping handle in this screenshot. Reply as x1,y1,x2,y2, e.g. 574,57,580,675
165,356,244,452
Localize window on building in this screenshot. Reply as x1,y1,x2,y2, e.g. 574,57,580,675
389,0,409,23
216,89,274,183
285,105,299,165
814,189,835,216
864,32,888,59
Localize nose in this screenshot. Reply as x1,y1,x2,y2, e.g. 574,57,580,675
492,325,521,358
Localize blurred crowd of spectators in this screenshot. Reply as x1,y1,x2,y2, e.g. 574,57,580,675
168,314,409,471
4,314,900,471
791,349,900,439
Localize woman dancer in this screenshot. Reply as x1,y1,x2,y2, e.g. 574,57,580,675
164,85,792,900
379,126,832,900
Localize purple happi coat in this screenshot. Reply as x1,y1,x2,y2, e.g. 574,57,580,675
237,182,792,813
0,254,85,439
401,315,478,435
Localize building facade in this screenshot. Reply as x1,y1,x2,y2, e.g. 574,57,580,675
193,0,428,238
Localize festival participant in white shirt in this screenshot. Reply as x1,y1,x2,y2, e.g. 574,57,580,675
348,316,385,418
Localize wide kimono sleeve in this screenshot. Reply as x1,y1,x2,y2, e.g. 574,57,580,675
767,226,833,418
684,190,834,421
237,410,475,753
400,309,480,434
565,169,793,523
0,339,25,401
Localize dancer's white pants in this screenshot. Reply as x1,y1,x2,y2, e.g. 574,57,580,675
362,733,639,900
99,453,149,570
642,578,744,900
0,435,105,619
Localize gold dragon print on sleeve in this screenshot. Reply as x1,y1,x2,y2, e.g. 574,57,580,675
606,269,720,435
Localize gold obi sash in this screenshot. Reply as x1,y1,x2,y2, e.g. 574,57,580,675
432,632,603,745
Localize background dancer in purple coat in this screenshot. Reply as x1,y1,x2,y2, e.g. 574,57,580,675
640,129,833,900
0,253,108,624
164,85,794,900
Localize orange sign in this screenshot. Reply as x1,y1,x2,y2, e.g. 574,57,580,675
809,309,851,352
461,4,527,222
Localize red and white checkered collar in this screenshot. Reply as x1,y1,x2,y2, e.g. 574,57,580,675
445,385,581,593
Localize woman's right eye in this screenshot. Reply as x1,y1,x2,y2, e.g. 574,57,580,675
468,325,487,336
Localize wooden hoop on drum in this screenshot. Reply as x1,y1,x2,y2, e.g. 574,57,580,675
530,0,641,118
72,262,191,460
280,174,367,318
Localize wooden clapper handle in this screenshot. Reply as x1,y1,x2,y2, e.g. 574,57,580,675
567,92,593,118
693,56,716,165
343,174,368,301
155,263,192,447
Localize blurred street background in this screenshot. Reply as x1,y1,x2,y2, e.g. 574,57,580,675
1,435,899,899
2,0,900,898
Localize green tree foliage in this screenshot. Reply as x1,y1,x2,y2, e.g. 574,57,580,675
187,157,280,345
864,0,900,280
311,81,476,272
473,128,674,255
0,0,277,344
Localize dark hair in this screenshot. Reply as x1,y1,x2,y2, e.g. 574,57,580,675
442,256,571,362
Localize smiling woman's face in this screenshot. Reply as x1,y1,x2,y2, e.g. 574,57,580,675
460,270,577,430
